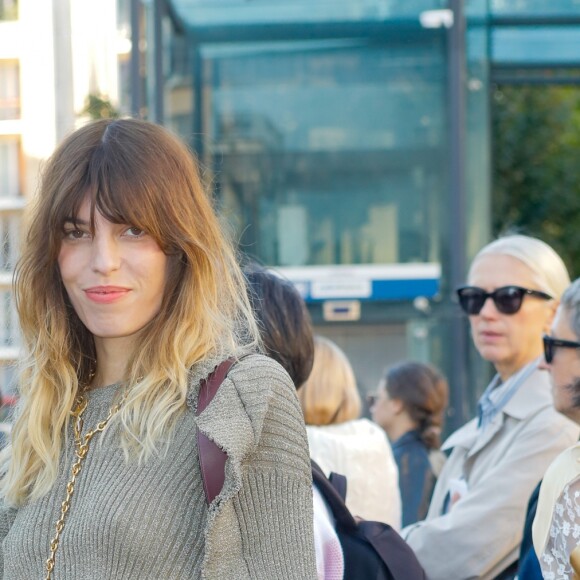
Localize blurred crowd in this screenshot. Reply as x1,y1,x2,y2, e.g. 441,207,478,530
246,232,580,580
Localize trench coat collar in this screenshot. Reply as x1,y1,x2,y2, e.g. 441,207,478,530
442,366,552,457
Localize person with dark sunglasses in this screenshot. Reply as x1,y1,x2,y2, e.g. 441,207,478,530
533,278,580,579
402,235,579,580
542,334,580,366
457,285,553,316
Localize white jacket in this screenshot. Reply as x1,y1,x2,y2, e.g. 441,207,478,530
306,418,402,529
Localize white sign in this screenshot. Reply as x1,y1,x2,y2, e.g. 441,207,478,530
311,277,371,299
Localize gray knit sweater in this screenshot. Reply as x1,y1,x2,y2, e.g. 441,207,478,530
0,354,317,579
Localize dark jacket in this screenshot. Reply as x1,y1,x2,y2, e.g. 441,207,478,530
392,430,436,527
516,481,542,580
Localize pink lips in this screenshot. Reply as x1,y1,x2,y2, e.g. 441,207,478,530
84,286,130,304
479,330,503,343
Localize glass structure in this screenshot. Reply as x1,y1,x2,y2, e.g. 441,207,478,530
131,0,580,428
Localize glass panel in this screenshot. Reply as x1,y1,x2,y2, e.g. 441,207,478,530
493,26,580,65
466,0,490,18
169,0,447,28
466,16,491,262
0,62,19,121
0,139,19,197
491,0,580,16
493,66,580,83
202,35,447,267
163,14,193,136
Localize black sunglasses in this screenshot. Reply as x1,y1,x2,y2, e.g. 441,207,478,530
543,334,580,364
456,285,553,316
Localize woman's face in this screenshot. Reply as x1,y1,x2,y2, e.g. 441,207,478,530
370,380,399,433
540,307,580,422
467,253,556,379
57,197,168,345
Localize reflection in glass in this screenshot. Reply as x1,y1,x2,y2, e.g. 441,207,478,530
196,37,447,267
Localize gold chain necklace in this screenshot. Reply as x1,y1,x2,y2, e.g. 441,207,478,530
44,391,126,580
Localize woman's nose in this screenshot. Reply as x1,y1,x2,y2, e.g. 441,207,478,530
478,296,499,318
90,235,121,274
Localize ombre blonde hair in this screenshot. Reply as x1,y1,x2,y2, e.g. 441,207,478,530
298,336,361,425
3,118,261,505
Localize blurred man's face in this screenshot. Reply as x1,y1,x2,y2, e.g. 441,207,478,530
542,306,580,424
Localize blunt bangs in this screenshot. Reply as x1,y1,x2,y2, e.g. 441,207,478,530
48,121,192,257
85,146,169,251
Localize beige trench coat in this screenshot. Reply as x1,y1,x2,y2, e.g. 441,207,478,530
402,367,579,580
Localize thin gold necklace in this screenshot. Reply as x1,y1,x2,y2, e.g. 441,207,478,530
44,390,126,580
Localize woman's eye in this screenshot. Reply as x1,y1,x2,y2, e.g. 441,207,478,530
64,229,87,240
125,226,145,237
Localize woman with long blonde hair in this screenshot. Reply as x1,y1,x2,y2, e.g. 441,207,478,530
0,118,316,579
298,335,401,529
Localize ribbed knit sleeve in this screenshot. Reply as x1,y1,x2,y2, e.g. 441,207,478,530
0,503,16,577
198,355,317,579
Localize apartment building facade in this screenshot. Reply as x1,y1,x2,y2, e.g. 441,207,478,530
0,0,120,399
0,0,24,398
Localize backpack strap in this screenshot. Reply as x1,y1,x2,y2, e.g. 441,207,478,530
358,520,428,580
196,358,236,505
311,460,357,533
329,471,348,502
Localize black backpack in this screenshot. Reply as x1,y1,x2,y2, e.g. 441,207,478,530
311,461,427,580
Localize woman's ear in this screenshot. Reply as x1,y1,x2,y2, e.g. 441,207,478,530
390,398,405,415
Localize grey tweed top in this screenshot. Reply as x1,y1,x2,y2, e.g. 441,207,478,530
0,354,317,579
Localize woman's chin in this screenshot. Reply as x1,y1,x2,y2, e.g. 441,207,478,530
476,345,507,366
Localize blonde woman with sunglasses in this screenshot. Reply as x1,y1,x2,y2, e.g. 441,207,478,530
402,234,579,580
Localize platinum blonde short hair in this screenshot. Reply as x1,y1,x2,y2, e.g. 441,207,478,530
472,235,570,299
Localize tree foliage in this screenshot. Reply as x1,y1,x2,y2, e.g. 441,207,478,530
81,93,120,120
492,84,580,278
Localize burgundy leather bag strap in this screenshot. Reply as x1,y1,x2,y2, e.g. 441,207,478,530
196,358,236,505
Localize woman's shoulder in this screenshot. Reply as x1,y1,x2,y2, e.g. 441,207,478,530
187,352,292,400
541,444,580,497
533,444,580,554
308,419,395,465
346,418,392,446
188,353,302,444
226,353,303,428
227,353,294,388
308,418,385,437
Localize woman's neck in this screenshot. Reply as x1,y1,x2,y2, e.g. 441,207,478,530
386,414,418,443
91,335,135,389
495,352,541,382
